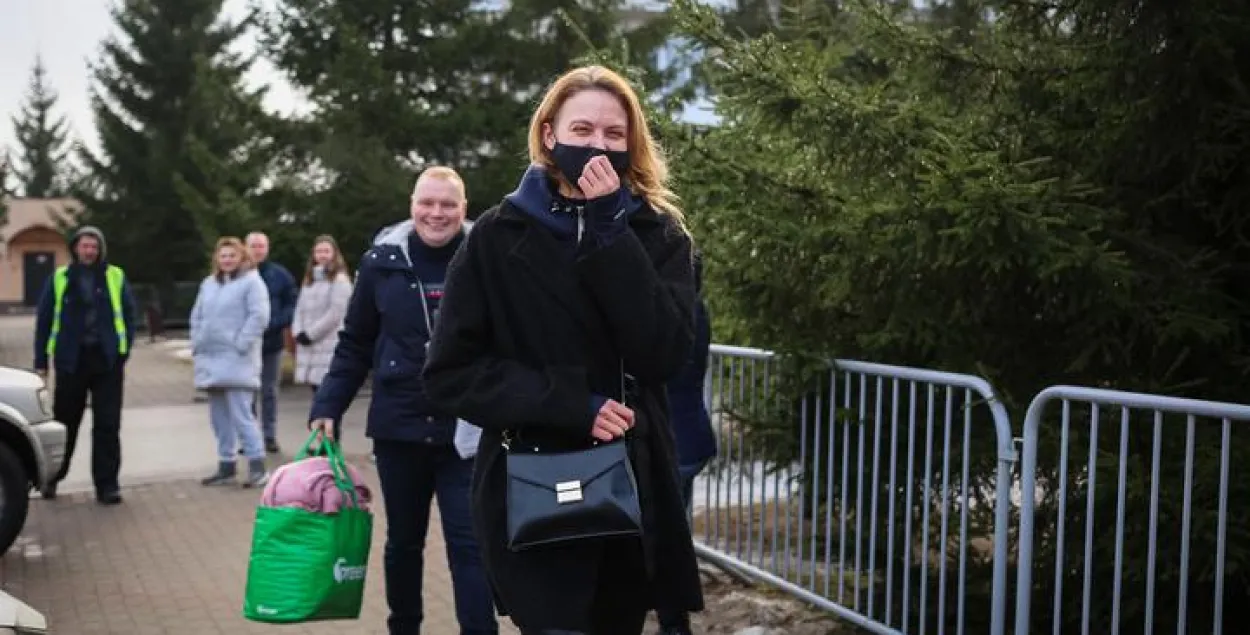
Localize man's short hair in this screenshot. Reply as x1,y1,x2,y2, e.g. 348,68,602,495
412,166,466,202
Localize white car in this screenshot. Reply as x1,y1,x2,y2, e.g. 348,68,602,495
0,366,67,556
0,590,47,634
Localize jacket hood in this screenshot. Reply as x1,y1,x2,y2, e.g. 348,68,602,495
69,225,108,264
504,165,644,237
372,218,473,265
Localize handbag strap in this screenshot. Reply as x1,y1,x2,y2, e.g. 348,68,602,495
618,359,627,406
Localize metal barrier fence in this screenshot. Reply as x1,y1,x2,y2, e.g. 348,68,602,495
1013,386,1250,635
698,346,1250,634
695,344,1016,635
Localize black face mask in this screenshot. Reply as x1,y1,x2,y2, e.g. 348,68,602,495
550,143,630,187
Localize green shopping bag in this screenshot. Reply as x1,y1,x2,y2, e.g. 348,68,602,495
243,432,373,623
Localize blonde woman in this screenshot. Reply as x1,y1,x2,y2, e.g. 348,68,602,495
292,235,353,436
422,66,703,635
191,237,272,488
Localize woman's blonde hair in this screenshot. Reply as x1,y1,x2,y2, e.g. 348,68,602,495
211,236,253,282
527,65,684,228
302,234,350,286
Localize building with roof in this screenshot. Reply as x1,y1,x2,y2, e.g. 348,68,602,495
0,197,80,310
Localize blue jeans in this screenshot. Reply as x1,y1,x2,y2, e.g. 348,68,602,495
257,351,281,441
373,439,497,635
209,389,264,461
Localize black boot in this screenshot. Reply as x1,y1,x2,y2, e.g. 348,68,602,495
201,461,236,486
658,613,693,635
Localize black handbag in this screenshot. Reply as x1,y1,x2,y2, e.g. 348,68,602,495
504,365,643,551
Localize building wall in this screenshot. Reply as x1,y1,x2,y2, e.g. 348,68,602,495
0,197,79,308
0,226,68,305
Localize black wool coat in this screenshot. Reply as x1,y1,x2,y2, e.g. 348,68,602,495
422,200,705,630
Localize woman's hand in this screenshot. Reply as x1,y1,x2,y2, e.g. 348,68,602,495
590,399,635,442
577,154,621,199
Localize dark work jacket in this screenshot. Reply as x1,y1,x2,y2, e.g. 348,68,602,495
33,263,137,375
422,200,704,629
256,261,298,355
310,220,465,442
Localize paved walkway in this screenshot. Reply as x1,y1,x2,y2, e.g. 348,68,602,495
0,315,520,634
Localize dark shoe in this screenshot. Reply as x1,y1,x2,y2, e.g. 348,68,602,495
97,490,123,505
201,461,237,486
657,617,693,635
243,458,269,488
40,482,58,500
265,439,280,454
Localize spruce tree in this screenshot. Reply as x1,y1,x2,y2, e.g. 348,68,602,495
10,56,72,198
666,0,1250,632
78,0,271,286
0,151,12,228
257,0,509,257
0,151,12,198
256,0,677,259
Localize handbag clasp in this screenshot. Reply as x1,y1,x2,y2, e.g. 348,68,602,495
556,480,583,504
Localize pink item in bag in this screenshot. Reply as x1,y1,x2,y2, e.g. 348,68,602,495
260,455,372,514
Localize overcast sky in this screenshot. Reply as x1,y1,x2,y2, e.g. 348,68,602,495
0,0,714,162
0,0,306,157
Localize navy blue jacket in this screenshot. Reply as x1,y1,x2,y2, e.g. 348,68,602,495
257,261,298,355
33,263,137,375
310,220,467,443
665,255,717,467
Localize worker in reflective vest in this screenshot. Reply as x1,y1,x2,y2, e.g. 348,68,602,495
33,225,136,505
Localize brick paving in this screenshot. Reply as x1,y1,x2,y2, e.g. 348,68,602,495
0,474,524,634
0,315,522,634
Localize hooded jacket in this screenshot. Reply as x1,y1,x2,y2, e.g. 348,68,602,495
189,267,270,390
33,226,137,374
309,219,470,442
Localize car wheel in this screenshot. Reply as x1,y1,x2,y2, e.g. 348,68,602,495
0,442,30,557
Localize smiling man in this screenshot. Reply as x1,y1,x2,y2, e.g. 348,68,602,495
307,166,496,635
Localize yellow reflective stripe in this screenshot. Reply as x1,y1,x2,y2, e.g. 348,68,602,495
46,267,69,356
105,266,128,355
45,265,129,357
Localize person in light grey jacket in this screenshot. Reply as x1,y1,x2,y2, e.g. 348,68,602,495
190,236,272,487
291,235,353,395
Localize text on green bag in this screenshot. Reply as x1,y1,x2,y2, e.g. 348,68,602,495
333,557,366,583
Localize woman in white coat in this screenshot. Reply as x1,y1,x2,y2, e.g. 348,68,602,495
292,235,353,439
191,236,272,487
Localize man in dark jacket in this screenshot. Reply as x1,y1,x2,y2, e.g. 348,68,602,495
657,252,717,635
309,167,496,635
246,231,297,453
33,225,136,504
